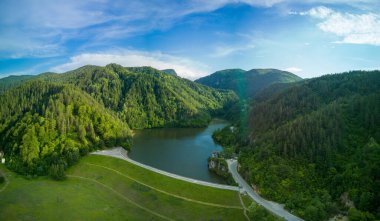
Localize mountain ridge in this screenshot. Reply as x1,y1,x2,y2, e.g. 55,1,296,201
161,69,178,76
195,68,302,98
0,63,238,178
34,64,238,128
227,70,380,220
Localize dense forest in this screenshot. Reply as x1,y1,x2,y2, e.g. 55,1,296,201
2,65,379,220
0,64,237,178
37,64,237,128
195,68,302,99
161,69,178,76
0,81,132,179
221,71,380,220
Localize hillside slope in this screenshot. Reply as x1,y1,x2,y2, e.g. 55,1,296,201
37,64,238,128
195,68,302,98
0,81,132,177
238,71,380,220
161,69,178,76
0,64,238,177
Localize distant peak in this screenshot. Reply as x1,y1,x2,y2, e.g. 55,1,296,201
248,68,282,73
161,69,178,76
211,69,246,75
106,63,124,69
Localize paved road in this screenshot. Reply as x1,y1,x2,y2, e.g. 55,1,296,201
92,147,239,191
227,159,304,221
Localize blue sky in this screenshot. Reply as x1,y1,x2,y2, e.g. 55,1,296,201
0,0,379,79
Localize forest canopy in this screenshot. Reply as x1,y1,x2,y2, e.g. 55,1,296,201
0,64,237,178
236,71,380,220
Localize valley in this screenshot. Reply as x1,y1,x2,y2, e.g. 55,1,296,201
2,1,379,220
0,65,379,221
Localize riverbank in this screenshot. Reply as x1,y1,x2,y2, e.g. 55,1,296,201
93,147,239,191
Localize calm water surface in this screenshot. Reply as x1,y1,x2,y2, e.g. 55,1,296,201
129,119,228,184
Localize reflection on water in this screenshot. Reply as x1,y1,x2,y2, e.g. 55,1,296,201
129,119,228,184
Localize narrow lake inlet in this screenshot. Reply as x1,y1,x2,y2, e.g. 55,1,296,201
129,119,228,184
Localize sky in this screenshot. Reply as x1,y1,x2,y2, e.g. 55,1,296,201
0,0,379,79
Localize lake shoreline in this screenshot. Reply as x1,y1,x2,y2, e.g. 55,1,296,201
129,119,229,184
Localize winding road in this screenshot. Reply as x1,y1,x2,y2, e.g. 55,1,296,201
92,147,239,191
227,159,303,221
93,147,303,221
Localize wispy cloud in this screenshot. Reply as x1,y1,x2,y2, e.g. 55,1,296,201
212,44,255,57
50,50,210,80
1,0,379,59
299,6,380,46
0,0,112,29
285,67,302,73
191,0,286,9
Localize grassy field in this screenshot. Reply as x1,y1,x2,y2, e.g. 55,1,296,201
241,194,253,208
0,155,247,221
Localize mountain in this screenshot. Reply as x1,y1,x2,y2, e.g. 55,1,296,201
161,69,178,76
0,64,238,177
0,81,132,178
236,71,380,220
195,68,302,98
36,64,238,129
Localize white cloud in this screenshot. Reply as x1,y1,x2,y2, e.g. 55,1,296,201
362,67,380,71
224,0,379,9
1,0,378,59
285,67,302,73
300,6,380,45
194,0,286,8
300,6,333,18
50,50,210,80
212,44,255,57
0,0,112,29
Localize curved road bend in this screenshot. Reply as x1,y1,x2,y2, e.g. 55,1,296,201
92,147,239,191
227,159,303,221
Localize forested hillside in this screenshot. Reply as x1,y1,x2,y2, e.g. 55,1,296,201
195,68,302,99
0,64,238,178
161,69,178,76
38,64,238,128
0,81,132,178
238,71,380,220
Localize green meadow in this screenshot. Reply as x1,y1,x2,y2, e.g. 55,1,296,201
0,155,247,221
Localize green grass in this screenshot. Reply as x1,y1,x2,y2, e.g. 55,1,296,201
0,155,247,221
0,169,6,190
71,155,242,206
0,173,157,221
241,193,253,208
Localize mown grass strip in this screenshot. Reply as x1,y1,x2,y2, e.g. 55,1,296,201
85,162,243,210
81,155,242,206
239,193,251,221
67,175,173,221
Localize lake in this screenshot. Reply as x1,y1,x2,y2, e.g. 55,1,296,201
129,119,228,184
